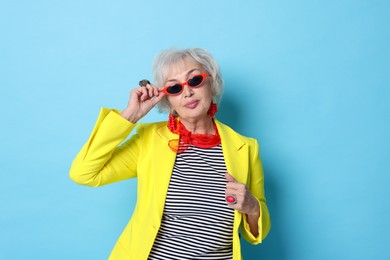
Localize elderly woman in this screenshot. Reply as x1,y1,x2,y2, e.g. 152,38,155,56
69,48,271,259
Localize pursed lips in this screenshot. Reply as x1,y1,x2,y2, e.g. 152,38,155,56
184,100,199,109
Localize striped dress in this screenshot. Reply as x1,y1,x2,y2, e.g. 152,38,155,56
148,144,234,260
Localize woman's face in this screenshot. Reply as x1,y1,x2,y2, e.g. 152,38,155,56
165,58,213,122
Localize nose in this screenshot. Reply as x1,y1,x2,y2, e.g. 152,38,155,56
183,84,194,97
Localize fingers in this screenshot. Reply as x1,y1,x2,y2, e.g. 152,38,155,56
143,82,157,98
136,83,164,102
225,186,250,214
225,172,237,183
224,172,255,214
225,172,243,205
226,182,246,195
123,81,165,123
151,90,165,104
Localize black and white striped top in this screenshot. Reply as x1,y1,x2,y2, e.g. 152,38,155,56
148,144,234,260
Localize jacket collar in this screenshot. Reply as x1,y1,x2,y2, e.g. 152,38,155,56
215,119,249,184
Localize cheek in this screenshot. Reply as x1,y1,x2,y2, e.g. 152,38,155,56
167,96,180,110
204,83,214,97
202,88,214,104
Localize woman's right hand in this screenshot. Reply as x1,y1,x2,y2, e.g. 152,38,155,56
120,82,165,123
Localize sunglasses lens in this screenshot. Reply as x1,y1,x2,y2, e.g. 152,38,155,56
167,84,183,94
164,74,206,95
188,75,204,87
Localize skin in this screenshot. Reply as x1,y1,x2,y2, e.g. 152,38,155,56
225,172,260,237
120,58,260,237
164,58,215,134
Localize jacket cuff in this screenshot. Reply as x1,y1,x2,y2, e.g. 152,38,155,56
241,198,263,244
100,107,136,127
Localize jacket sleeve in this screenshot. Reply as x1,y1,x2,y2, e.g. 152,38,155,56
240,139,271,244
69,107,141,187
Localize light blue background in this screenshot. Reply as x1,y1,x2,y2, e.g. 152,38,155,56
1,0,389,259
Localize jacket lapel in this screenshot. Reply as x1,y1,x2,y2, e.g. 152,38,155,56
150,124,178,222
215,119,249,184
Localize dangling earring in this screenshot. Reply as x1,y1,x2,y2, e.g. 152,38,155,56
168,112,178,133
207,102,218,118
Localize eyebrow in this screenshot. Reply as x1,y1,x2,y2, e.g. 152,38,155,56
166,69,200,83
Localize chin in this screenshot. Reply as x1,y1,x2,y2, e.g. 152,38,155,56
183,112,209,121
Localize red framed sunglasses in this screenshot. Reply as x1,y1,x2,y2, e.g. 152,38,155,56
161,73,209,95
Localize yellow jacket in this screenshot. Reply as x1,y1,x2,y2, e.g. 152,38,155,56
69,108,271,260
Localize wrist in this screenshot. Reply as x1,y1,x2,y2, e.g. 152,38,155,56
120,109,138,124
248,198,260,216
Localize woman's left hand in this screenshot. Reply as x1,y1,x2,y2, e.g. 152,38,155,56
225,172,260,216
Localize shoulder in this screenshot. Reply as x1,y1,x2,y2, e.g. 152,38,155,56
215,119,258,146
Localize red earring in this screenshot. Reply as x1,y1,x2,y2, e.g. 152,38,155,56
207,102,218,117
168,113,178,133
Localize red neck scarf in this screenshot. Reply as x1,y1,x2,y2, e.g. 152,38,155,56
167,118,221,153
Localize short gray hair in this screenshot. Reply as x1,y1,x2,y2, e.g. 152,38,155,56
152,48,223,113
